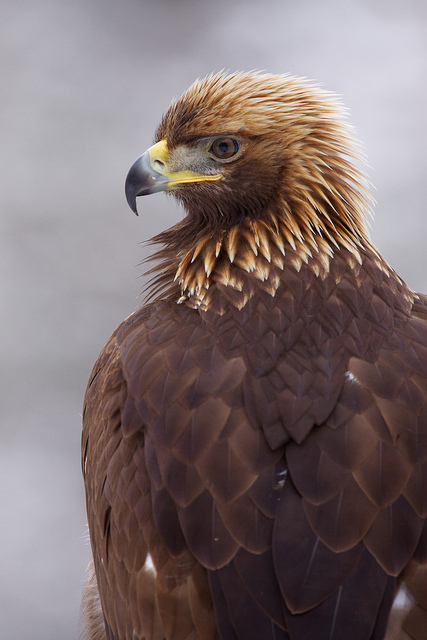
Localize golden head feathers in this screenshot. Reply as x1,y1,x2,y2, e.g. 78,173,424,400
126,71,376,305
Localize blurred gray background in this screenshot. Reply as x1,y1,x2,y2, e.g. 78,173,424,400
1,0,426,638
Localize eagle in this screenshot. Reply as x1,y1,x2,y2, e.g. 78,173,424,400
81,71,427,640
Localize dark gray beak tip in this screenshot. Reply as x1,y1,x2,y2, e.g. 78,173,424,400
125,157,145,215
126,190,139,216
125,151,168,215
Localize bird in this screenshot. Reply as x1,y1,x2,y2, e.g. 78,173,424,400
81,71,427,640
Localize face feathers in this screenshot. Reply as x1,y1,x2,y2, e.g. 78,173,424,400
144,71,374,305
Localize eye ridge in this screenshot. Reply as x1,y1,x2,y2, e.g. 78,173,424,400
209,137,240,160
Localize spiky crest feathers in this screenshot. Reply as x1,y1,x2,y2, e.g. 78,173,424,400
146,72,378,306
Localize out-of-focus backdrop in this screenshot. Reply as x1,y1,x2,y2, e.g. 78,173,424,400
1,0,426,638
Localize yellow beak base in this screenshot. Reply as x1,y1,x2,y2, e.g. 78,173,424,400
125,139,222,214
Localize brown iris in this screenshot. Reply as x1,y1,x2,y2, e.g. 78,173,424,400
209,137,240,160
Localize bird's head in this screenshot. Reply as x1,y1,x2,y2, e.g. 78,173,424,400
126,71,370,242
125,72,373,305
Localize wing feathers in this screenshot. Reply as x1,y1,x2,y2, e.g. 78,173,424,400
303,475,378,551
364,495,424,575
353,440,412,507
284,548,395,640
177,490,239,569
208,562,289,640
273,477,363,612
233,548,287,627
404,463,427,518
286,436,350,505
83,241,427,639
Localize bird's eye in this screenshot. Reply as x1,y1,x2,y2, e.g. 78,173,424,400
209,137,240,160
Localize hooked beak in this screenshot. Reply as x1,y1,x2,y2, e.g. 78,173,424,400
125,139,222,215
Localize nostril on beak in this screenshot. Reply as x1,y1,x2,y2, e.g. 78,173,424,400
152,158,166,174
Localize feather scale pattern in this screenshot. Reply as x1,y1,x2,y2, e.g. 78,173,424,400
81,72,427,640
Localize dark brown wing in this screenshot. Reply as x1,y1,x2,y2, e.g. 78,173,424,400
83,248,427,640
82,312,219,640
401,565,427,639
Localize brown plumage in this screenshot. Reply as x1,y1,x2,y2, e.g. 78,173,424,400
81,72,427,640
